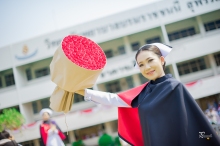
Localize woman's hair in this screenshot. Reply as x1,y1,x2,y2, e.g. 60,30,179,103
135,45,166,70
0,130,10,140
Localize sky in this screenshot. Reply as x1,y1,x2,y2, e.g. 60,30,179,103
0,0,160,48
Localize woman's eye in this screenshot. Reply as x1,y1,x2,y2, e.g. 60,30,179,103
148,59,153,62
139,64,143,67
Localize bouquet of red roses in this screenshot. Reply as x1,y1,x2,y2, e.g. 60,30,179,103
50,35,106,113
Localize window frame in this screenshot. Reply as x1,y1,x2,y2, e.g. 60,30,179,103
204,19,220,32
177,57,207,76
25,68,32,81
4,73,15,87
168,27,196,41
214,52,220,66
146,36,161,44
105,80,121,93
104,49,113,58
35,67,50,78
117,45,126,55
131,42,140,51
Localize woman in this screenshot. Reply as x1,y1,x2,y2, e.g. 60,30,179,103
76,43,220,146
0,130,18,146
39,108,66,146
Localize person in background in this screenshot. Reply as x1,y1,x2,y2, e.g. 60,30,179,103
217,101,220,116
39,108,66,146
206,106,220,124
204,110,212,124
0,130,18,146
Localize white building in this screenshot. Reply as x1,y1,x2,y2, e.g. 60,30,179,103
0,0,220,145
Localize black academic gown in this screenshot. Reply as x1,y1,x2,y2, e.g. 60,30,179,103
130,74,220,146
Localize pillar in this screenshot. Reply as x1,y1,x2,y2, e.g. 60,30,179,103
196,16,206,37
208,54,218,76
123,36,132,54
160,24,170,45
68,131,76,143
33,139,40,146
104,122,114,135
132,74,141,86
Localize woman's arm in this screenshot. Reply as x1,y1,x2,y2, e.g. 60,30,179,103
48,129,59,135
76,89,130,107
48,124,58,135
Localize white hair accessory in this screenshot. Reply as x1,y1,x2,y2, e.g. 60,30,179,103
40,108,53,116
134,43,172,68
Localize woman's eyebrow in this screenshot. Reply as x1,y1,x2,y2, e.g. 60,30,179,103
138,57,151,65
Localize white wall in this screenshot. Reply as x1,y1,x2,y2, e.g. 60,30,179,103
99,38,124,53
170,33,220,63
0,47,13,71
201,9,220,23
0,86,18,109
19,77,55,103
187,75,220,99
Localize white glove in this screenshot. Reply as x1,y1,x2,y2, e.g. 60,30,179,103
84,89,129,107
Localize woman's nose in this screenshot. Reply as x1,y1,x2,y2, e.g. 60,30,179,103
145,64,151,69
144,64,151,71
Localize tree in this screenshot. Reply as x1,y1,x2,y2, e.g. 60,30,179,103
114,136,121,146
72,140,85,146
0,108,25,132
98,133,114,146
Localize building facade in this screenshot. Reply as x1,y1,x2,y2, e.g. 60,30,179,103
0,0,220,145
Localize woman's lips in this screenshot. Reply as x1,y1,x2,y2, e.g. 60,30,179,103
146,70,155,75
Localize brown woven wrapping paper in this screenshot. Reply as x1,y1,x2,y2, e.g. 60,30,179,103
50,38,105,113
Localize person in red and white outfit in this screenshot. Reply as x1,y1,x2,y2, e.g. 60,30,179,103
39,108,66,146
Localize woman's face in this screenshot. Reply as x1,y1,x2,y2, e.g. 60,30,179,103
136,50,165,81
42,112,50,121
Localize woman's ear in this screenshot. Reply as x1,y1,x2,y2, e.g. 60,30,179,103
160,56,165,65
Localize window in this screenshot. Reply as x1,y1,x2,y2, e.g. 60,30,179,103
118,46,126,55
74,93,84,103
180,30,188,38
168,27,196,41
41,98,49,109
190,60,198,72
214,52,220,66
105,80,121,93
138,73,148,84
188,28,196,35
204,19,220,32
35,67,50,78
131,42,140,51
177,57,207,76
216,20,220,28
32,101,38,114
25,68,32,81
74,124,105,140
4,73,15,87
198,58,206,70
74,87,92,103
146,37,161,44
104,50,113,58
165,66,171,74
126,76,134,88
0,77,2,88
32,98,50,114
